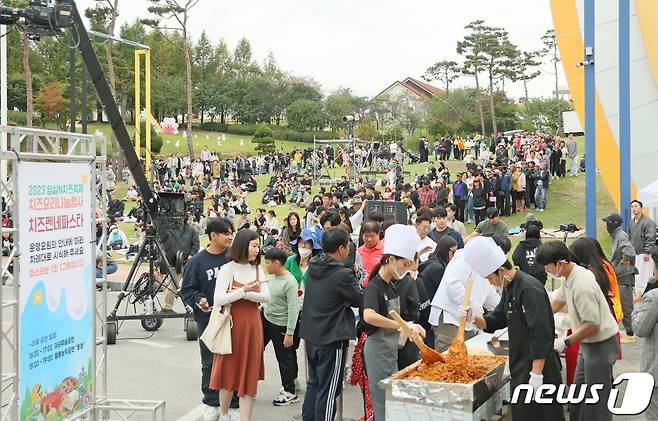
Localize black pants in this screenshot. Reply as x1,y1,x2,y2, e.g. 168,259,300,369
302,341,348,421
198,322,238,408
457,199,467,222
262,313,300,394
474,208,486,226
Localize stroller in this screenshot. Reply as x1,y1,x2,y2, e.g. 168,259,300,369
405,148,420,164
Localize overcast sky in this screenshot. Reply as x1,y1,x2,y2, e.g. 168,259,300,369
77,0,566,99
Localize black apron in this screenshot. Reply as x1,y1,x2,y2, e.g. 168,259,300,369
505,285,564,420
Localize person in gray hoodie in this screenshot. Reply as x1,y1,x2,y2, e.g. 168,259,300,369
603,213,637,342
631,248,658,421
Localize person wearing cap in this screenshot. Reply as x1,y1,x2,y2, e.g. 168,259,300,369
535,241,619,421
417,178,437,208
360,224,425,421
107,223,129,250
428,234,502,352
512,223,547,283
465,237,564,420
603,212,637,343
465,207,509,243
286,228,322,307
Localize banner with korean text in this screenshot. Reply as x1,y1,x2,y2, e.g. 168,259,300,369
17,162,94,420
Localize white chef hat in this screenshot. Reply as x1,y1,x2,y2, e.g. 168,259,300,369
463,236,506,277
383,224,420,260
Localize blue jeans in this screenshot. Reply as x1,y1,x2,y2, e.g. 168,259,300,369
569,155,579,175
534,187,547,210
466,195,474,222
96,262,117,279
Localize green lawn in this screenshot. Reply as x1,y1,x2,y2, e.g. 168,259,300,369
81,122,309,157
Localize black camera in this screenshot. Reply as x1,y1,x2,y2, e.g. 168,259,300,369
559,223,579,233
0,0,73,40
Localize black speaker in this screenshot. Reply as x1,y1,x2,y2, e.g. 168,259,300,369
364,200,407,224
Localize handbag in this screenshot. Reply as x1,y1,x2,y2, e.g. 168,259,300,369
200,264,234,354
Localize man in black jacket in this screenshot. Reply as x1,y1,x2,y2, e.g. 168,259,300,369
512,224,547,283
300,228,363,421
466,237,564,421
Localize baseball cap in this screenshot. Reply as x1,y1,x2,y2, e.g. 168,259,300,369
602,213,623,225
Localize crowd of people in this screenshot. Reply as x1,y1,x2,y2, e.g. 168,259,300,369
174,195,658,421
108,131,643,421
20,129,654,421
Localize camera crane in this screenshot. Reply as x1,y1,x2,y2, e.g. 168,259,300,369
1,0,198,343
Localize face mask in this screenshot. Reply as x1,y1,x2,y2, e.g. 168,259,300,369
298,248,312,259
391,258,409,280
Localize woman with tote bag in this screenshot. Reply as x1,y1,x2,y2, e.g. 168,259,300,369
210,229,269,421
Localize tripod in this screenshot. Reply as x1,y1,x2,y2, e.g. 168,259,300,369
105,220,198,344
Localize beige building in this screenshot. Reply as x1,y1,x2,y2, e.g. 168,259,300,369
373,77,443,116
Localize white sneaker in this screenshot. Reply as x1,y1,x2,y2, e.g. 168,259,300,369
273,390,299,406
202,405,220,421
219,413,232,421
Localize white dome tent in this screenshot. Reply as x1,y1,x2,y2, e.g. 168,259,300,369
638,179,658,222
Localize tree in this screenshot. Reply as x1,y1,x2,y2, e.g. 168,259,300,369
522,97,573,132
427,88,483,135
542,29,563,134
285,77,323,105
513,49,542,109
458,20,518,137
252,124,275,153
457,20,488,136
143,0,203,160
36,82,67,130
22,32,33,127
286,99,325,131
192,31,215,124
325,93,353,132
423,60,460,94
354,117,378,140
401,108,424,136
146,29,187,122
85,0,122,174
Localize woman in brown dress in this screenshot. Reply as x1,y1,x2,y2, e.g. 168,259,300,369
211,229,269,421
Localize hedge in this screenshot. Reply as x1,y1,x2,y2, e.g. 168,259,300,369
197,122,229,132
191,122,338,143
134,121,163,153
7,110,43,127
